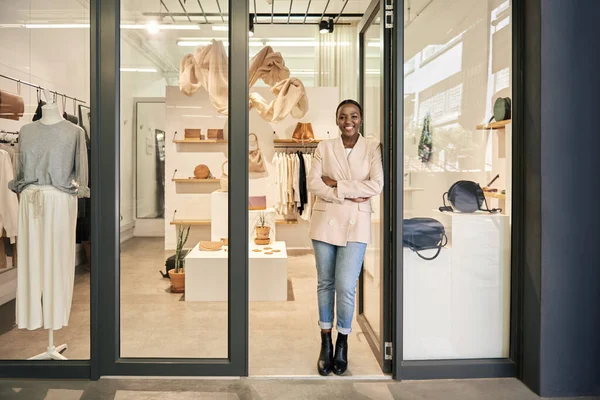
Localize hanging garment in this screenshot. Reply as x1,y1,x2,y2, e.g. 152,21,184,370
0,90,24,121
248,78,309,122
249,45,290,87
0,143,18,174
32,100,46,122
0,149,18,242
8,120,90,198
298,151,308,215
16,185,77,330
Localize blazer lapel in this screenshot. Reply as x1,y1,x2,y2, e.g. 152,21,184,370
333,137,352,180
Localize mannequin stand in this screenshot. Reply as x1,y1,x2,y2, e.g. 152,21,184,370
28,329,68,360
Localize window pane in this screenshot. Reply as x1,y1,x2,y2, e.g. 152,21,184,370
403,0,512,360
0,0,91,360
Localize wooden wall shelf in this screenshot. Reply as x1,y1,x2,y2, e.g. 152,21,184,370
170,219,210,226
476,120,511,130
484,192,506,200
273,139,322,144
172,178,219,183
173,139,228,144
170,219,298,226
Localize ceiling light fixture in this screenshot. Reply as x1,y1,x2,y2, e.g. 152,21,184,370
319,20,328,34
212,25,228,31
146,20,160,34
328,18,334,33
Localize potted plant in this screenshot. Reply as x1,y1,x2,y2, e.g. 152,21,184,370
170,224,190,293
253,212,271,245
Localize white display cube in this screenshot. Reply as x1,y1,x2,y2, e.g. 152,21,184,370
184,241,288,301
403,212,511,360
210,190,276,242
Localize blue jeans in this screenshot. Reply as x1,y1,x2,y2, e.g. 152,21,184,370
312,240,367,334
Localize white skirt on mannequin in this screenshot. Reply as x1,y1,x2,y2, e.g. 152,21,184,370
16,185,77,330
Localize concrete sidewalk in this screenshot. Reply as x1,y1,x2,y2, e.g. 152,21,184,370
0,377,597,400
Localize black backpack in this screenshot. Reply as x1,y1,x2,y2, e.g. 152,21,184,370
403,218,448,260
439,180,501,213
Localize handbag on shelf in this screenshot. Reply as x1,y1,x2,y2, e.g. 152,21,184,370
248,195,267,210
488,97,511,123
403,218,448,261
185,128,201,139
439,180,501,213
199,241,223,251
207,128,224,140
249,133,267,174
193,164,213,179
292,122,315,143
220,160,228,191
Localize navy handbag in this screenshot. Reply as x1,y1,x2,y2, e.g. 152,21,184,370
403,217,448,261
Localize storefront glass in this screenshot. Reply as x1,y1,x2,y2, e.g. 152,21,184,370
0,0,91,360
402,0,512,360
119,0,229,358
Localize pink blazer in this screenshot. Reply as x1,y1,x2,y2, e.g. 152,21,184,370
307,135,384,246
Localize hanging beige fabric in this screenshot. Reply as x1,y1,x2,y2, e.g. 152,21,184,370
249,78,308,123
180,40,229,114
0,90,24,121
248,133,267,175
220,160,228,192
179,40,308,122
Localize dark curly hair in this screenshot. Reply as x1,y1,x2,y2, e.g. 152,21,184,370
335,99,363,119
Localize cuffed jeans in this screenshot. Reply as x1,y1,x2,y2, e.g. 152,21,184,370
312,239,367,335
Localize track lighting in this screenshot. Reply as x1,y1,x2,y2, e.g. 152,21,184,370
319,20,328,34
249,14,255,37
319,18,334,34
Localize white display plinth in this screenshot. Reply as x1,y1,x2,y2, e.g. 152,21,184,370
210,191,276,242
403,212,511,360
185,241,288,302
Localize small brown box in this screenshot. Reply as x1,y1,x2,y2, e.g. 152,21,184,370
185,129,201,139
207,129,224,140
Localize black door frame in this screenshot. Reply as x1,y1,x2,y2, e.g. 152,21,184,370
91,0,249,378
356,0,393,374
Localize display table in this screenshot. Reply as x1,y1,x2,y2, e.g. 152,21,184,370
210,190,276,242
185,240,288,302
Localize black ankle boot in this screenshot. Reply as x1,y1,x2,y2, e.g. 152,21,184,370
332,333,348,375
317,331,334,376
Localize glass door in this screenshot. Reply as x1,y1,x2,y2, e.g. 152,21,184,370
95,0,249,376
357,0,395,374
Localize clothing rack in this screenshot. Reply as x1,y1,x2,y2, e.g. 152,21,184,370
0,73,87,104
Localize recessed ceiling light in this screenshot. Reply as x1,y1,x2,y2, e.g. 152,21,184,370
146,21,160,34
212,26,228,31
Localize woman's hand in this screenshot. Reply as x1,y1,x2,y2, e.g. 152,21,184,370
349,197,370,203
321,176,337,188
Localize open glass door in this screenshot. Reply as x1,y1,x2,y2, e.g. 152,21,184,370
357,0,395,374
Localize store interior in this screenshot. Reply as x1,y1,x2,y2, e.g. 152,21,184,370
0,0,512,377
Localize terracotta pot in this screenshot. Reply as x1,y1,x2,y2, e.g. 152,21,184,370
254,226,271,245
169,270,185,293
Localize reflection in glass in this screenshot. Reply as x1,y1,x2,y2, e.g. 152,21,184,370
362,20,383,343
402,0,512,360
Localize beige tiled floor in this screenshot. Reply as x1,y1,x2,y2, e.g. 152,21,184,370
0,237,383,376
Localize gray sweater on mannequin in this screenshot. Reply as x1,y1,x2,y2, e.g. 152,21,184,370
8,120,90,198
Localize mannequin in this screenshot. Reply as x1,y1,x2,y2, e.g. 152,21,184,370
40,89,63,125
8,87,89,360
